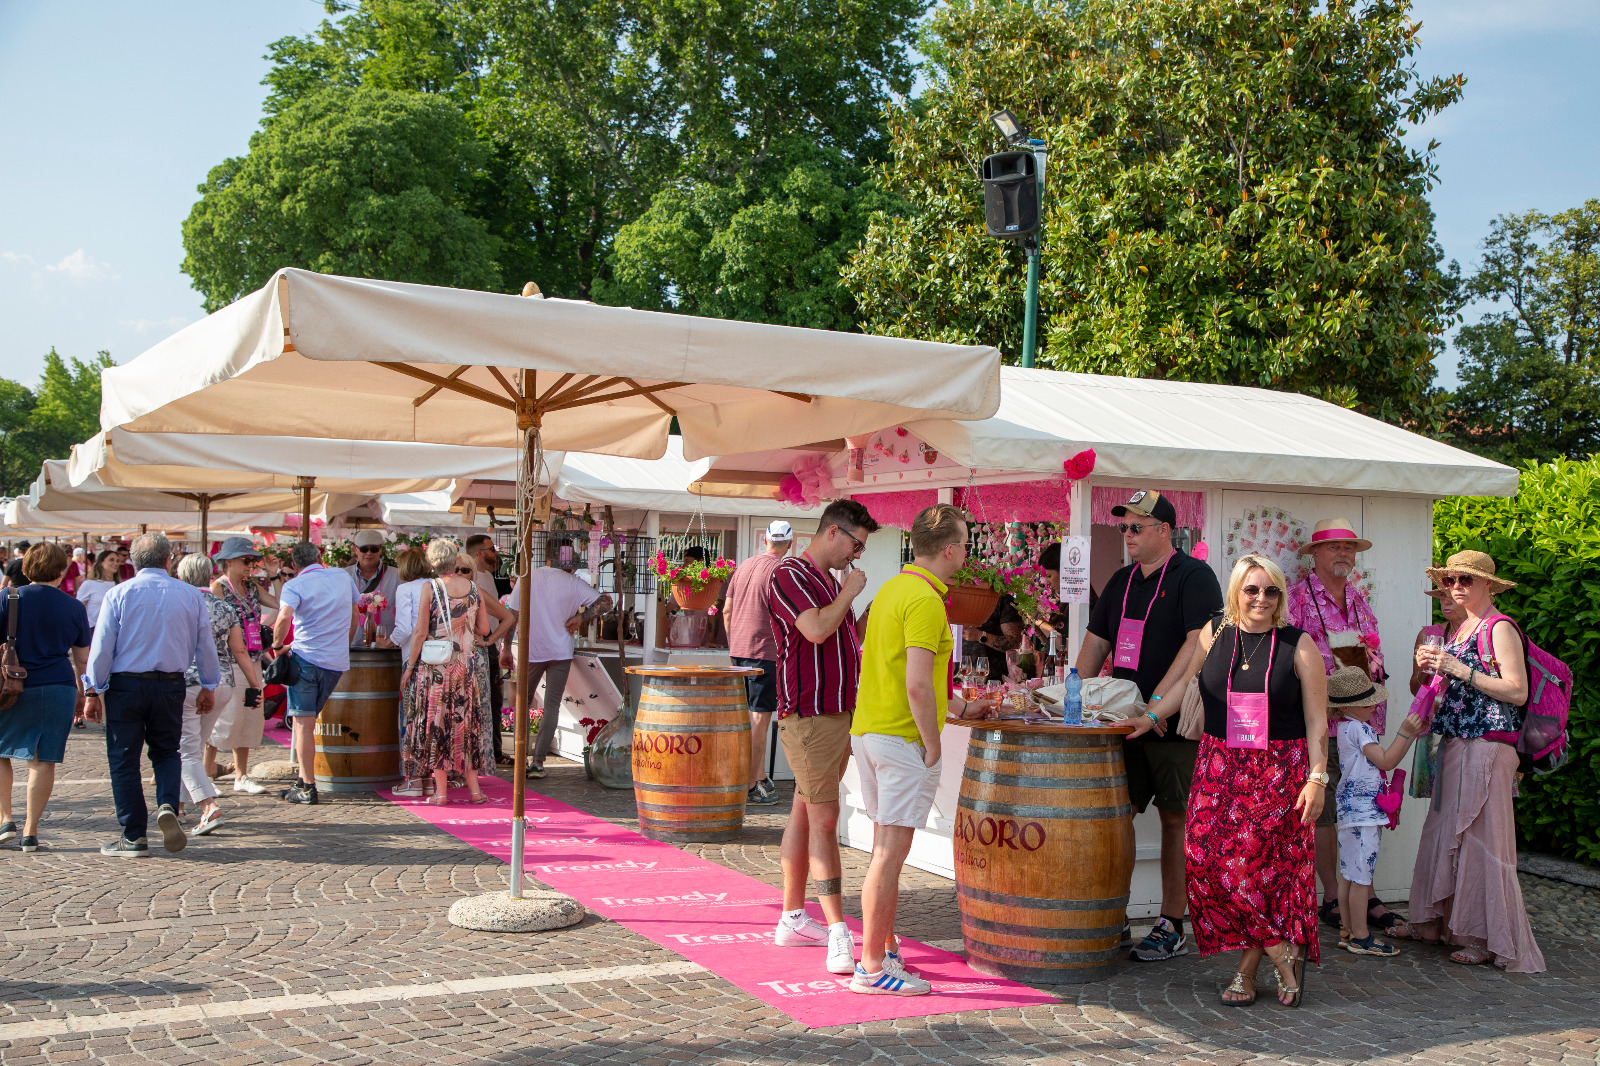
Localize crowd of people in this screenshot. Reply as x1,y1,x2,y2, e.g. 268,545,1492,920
0,492,1552,1002
714,490,1548,1001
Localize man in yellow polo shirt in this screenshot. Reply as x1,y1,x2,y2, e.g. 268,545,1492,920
848,502,996,996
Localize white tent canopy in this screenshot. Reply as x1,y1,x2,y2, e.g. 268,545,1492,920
555,438,824,518
30,459,363,519
99,269,1002,459
699,367,1518,499
2,498,277,537
70,429,531,495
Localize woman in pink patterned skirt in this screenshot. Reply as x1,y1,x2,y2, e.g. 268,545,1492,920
1133,552,1329,1007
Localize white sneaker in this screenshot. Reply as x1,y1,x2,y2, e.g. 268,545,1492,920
883,947,920,978
773,912,830,947
849,963,931,996
826,926,855,974
233,778,266,795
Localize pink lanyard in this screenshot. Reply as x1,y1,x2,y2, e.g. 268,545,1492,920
1113,554,1174,669
903,565,947,609
1224,625,1277,749
1120,553,1174,625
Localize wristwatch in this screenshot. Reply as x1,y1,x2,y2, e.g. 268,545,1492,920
1307,771,1331,787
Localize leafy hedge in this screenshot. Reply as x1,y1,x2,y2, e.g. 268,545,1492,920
1432,457,1600,864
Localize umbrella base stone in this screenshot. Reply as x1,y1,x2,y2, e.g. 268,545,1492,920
448,891,585,933
249,761,299,783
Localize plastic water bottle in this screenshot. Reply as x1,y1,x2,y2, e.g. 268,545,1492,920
1064,667,1083,725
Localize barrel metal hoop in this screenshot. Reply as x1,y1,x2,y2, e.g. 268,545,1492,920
631,782,748,795
962,935,1119,965
967,746,1121,766
638,816,744,830
961,768,1126,790
960,915,1126,941
969,729,1119,749
312,744,401,754
635,801,746,814
958,797,1133,820
957,884,1130,911
326,691,401,701
633,722,751,734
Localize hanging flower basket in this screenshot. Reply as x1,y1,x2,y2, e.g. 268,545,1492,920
672,580,722,611
946,582,1001,626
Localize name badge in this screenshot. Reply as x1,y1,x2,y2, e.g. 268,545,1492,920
1114,618,1145,670
1226,690,1269,750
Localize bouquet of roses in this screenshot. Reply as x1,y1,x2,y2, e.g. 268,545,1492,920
651,551,735,593
950,560,1059,624
357,592,389,616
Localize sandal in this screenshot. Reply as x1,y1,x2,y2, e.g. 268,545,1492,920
1318,899,1341,928
1267,943,1306,1008
424,795,450,806
1347,934,1399,957
468,792,488,804
1391,918,1442,943
1450,944,1493,966
1221,971,1256,1006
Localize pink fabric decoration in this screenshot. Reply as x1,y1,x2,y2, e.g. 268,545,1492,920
775,474,805,506
789,453,833,508
1090,487,1205,529
855,489,938,530
1191,540,1210,561
1063,448,1096,481
956,480,1072,524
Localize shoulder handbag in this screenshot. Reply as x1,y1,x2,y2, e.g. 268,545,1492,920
1,587,26,710
419,579,455,665
262,648,299,687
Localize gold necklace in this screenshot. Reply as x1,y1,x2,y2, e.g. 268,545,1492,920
1237,627,1271,672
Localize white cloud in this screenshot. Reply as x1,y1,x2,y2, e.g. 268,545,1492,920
44,248,116,281
120,315,196,335
1,251,36,265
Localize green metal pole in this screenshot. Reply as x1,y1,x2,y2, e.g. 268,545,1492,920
1021,240,1040,368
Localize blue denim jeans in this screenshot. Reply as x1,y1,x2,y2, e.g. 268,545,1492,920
285,654,344,717
103,673,185,842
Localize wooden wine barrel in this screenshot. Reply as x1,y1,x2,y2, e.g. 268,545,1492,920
313,648,403,793
953,719,1136,983
624,665,755,842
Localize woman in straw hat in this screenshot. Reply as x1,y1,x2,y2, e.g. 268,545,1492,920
1409,550,1544,973
1129,552,1329,1007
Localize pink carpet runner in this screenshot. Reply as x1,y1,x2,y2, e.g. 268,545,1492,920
381,774,1059,1027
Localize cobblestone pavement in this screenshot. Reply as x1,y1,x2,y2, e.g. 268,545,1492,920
2,725,1598,1065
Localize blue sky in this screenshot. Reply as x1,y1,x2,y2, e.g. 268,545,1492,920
1,0,1596,388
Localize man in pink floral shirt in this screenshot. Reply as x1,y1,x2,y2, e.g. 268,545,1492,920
1286,517,1398,935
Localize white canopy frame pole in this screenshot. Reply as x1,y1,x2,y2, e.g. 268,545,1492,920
643,511,660,664
1067,476,1089,663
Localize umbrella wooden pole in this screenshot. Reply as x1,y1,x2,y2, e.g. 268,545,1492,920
198,495,210,554
295,476,315,543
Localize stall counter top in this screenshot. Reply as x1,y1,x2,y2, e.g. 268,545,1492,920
945,714,1137,737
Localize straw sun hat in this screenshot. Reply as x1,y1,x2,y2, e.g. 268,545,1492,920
1426,549,1517,594
1326,665,1388,709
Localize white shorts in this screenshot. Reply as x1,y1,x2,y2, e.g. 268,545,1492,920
851,733,941,828
1338,824,1382,886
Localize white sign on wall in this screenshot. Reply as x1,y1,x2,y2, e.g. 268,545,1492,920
1059,535,1090,604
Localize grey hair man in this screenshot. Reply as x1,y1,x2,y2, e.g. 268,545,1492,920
84,533,221,858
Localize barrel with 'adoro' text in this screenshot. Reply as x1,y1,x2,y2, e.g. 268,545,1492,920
625,666,755,842
953,721,1135,983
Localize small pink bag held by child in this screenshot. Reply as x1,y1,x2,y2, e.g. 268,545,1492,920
1375,769,1406,830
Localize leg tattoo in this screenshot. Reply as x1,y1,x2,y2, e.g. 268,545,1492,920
812,877,842,897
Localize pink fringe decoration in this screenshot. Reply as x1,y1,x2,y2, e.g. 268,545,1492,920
956,480,1072,524
1091,487,1205,528
855,490,938,530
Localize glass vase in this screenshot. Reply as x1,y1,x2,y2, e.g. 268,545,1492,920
586,697,635,789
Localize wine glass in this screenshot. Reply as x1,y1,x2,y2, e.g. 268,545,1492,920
1421,632,1443,675
971,658,989,688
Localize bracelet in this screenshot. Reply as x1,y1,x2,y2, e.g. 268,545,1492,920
1149,694,1164,703
1145,711,1159,723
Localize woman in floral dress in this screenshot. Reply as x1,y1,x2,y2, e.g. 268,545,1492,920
401,547,491,804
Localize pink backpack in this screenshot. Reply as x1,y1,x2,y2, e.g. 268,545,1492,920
1476,614,1571,774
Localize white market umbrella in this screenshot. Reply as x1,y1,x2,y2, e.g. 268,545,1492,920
2,497,278,539
98,267,1002,901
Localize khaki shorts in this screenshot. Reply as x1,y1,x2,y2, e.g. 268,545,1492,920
778,712,852,804
1125,738,1198,814
1315,736,1343,828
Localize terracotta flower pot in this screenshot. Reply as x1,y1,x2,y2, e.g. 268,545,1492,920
672,580,722,611
946,582,1001,626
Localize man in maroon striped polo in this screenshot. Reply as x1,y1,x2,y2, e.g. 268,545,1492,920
766,498,880,975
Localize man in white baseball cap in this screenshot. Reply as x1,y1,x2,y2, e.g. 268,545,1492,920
723,520,796,805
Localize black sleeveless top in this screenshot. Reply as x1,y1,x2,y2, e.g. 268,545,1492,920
1198,621,1308,741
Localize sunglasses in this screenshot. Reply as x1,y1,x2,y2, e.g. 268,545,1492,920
358,545,384,553
1242,584,1282,600
455,566,475,575
1116,522,1155,535
838,526,866,556
1440,574,1475,589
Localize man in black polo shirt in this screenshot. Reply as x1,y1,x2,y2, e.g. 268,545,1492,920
1077,489,1221,962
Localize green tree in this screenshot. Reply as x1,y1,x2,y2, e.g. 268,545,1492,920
182,85,501,311
1445,201,1600,463
0,379,40,497
249,0,921,301
0,349,113,497
844,0,1463,424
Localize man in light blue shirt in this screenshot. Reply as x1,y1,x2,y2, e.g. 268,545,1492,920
271,540,359,804
83,533,219,858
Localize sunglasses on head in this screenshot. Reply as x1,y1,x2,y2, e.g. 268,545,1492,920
1242,584,1282,600
1441,573,1475,589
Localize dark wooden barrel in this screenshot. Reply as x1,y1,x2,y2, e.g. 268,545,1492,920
313,648,403,792
624,666,755,842
953,720,1135,983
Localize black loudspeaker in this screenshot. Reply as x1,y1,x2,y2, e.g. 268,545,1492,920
981,150,1040,239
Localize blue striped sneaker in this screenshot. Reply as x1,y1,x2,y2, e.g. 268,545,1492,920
849,963,931,996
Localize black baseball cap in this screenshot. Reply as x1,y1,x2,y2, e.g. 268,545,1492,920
1111,489,1177,527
